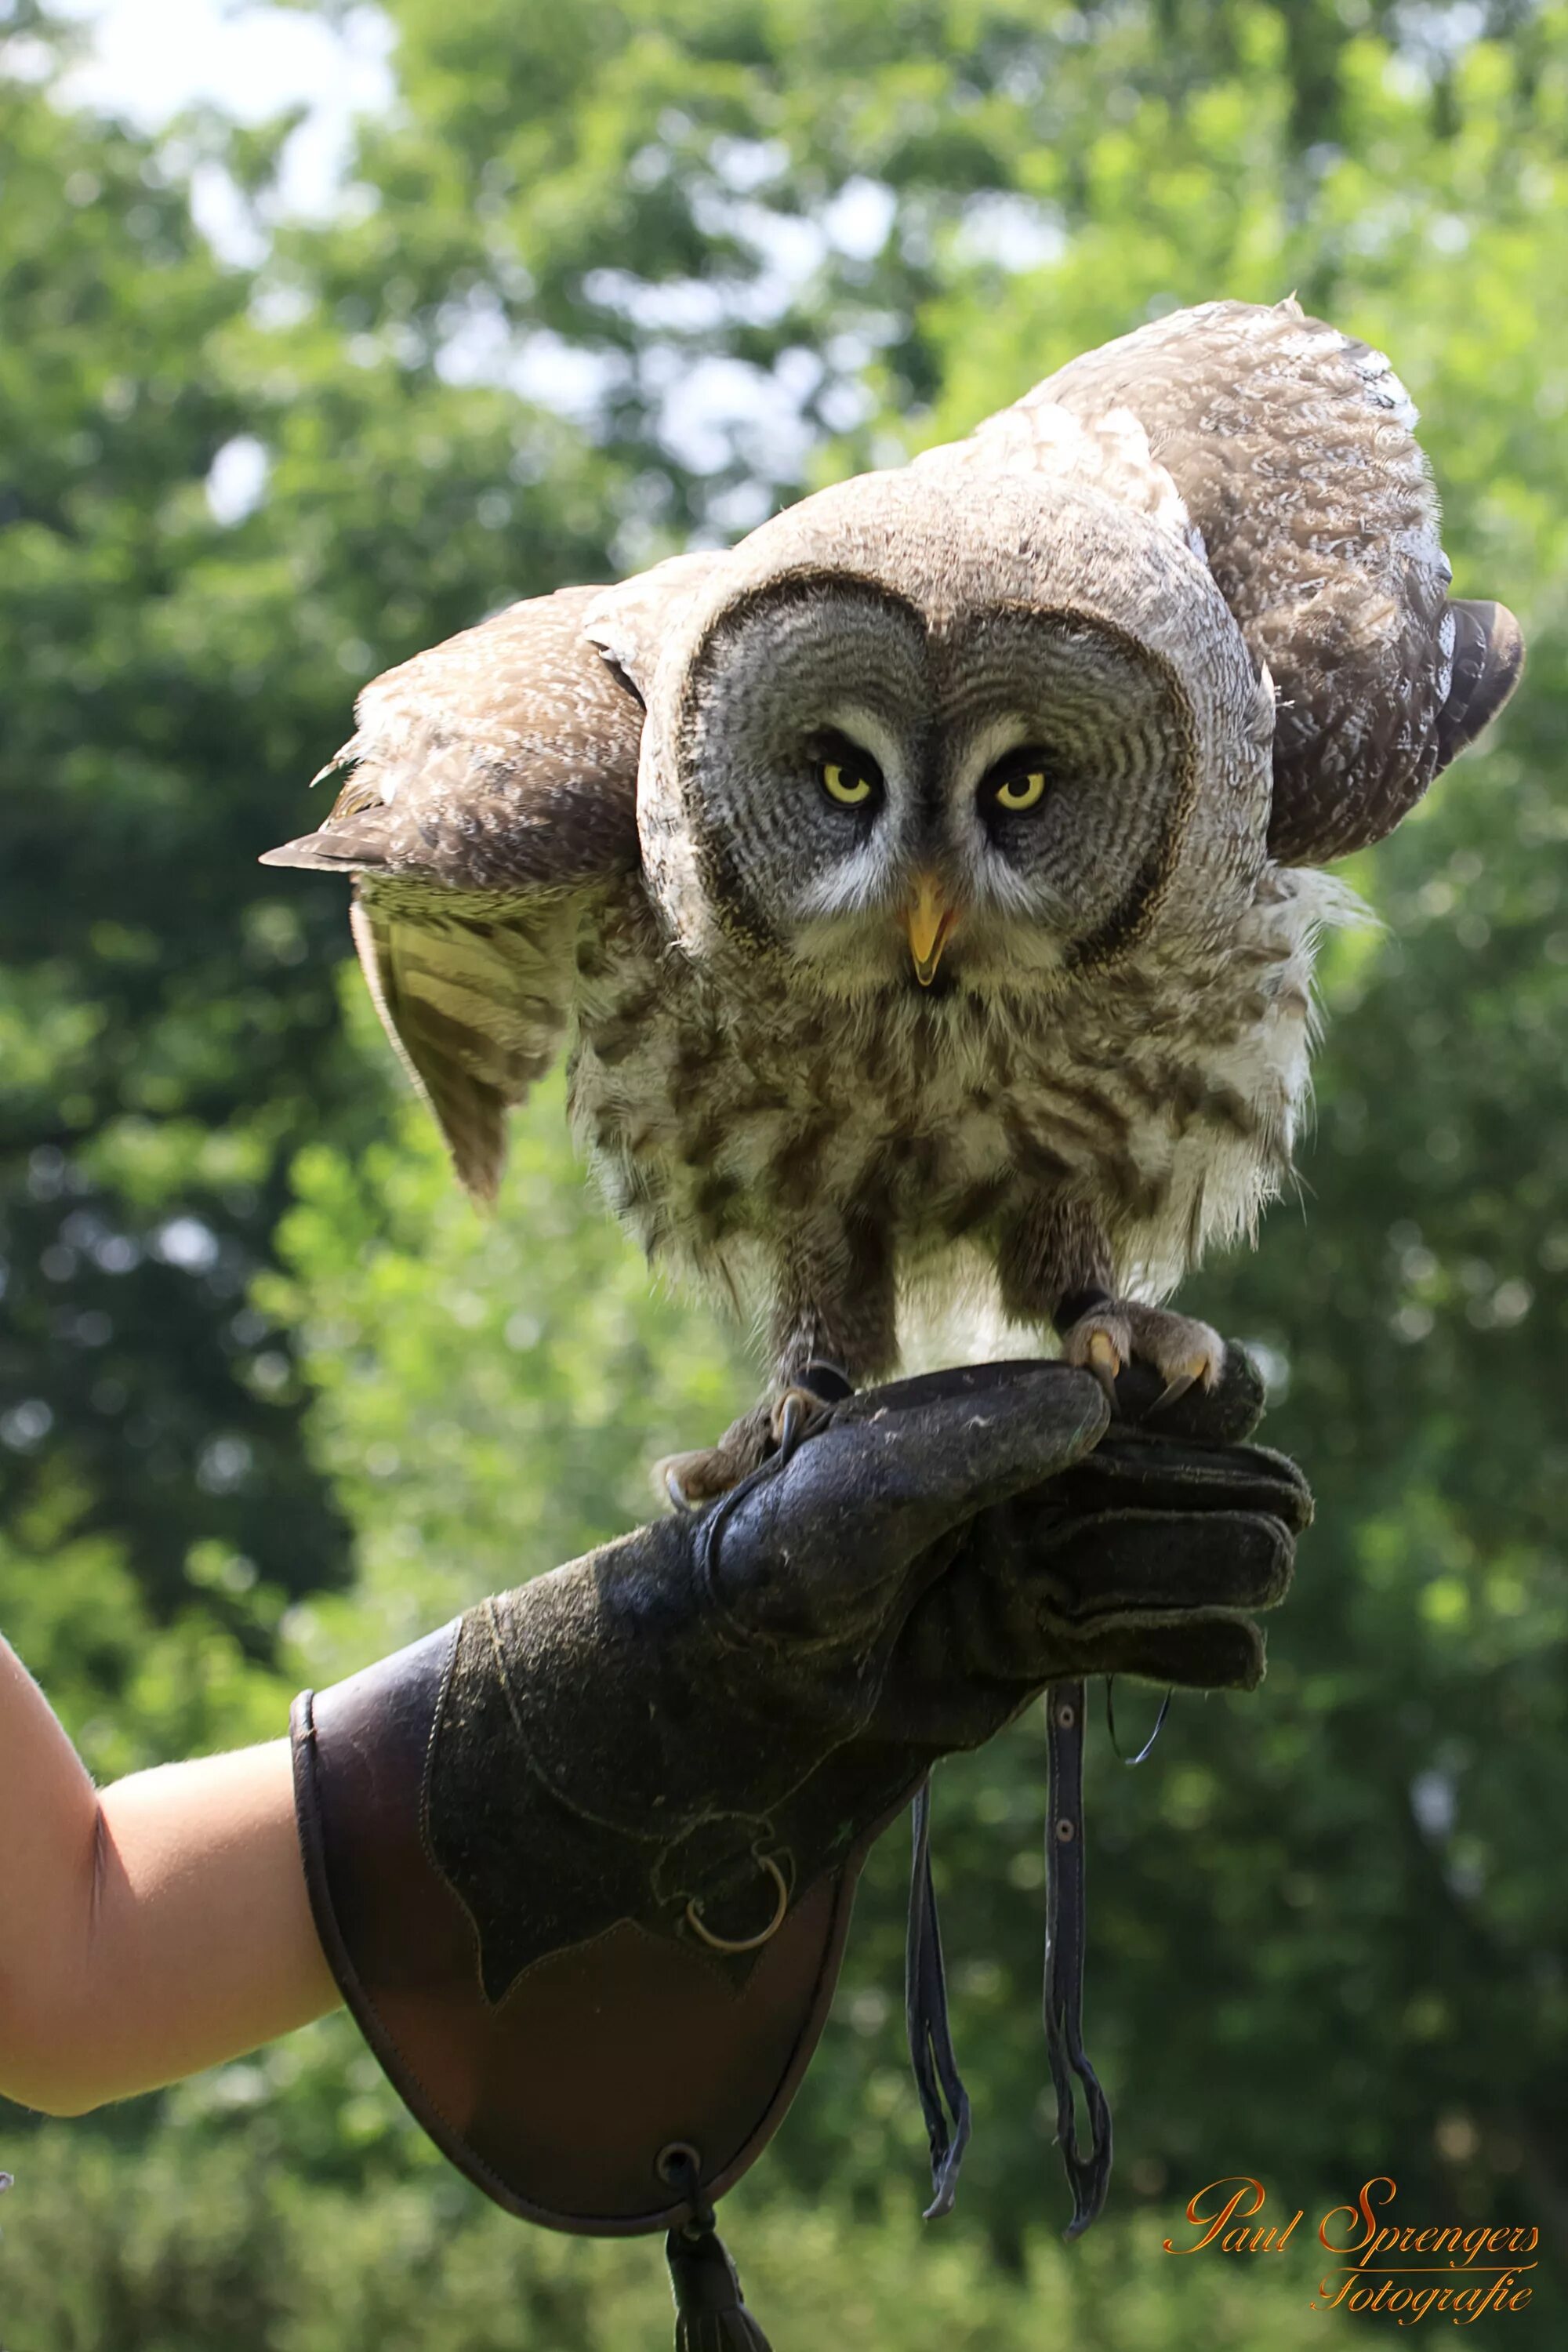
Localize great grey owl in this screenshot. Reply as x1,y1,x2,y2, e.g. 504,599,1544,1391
264,298,1523,1499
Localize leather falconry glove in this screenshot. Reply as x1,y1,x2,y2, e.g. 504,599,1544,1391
292,1353,1308,2350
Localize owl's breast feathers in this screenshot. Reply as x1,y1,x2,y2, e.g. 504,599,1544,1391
566,862,1334,1305
263,586,652,1202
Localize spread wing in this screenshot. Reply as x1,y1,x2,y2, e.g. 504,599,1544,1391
966,297,1524,865
261,584,645,1202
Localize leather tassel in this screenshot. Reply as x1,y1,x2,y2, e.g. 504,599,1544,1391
666,2218,773,2350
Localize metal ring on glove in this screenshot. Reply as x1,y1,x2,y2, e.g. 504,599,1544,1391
684,1852,789,1953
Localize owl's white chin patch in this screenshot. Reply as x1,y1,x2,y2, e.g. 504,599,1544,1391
788,916,1069,1006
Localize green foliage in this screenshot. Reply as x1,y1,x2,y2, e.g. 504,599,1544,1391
0,2117,1330,2350
0,13,631,1623
4,0,1568,2342
257,985,753,1677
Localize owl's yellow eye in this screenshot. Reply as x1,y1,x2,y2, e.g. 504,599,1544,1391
820,760,876,807
990,767,1048,813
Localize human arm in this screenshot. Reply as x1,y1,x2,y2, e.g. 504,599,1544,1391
0,1639,336,2115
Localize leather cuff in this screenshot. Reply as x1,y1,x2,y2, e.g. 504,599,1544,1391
291,1627,866,2235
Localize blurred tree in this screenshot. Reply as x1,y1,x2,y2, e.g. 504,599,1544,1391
0,9,630,1631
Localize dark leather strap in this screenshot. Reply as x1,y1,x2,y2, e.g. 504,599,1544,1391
905,1692,1114,2240
904,1779,972,2218
1043,1680,1112,2236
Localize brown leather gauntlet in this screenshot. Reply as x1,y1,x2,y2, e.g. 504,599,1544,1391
292,1617,883,2236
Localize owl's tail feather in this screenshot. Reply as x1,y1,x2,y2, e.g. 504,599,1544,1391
1438,599,1525,768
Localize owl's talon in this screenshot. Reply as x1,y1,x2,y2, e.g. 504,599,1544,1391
654,1451,713,1511
654,1381,840,1511
771,1384,830,1454
1061,1300,1225,1412
1154,1342,1226,1408
1062,1308,1131,1403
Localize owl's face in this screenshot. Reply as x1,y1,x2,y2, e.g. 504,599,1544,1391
664,578,1205,1000
635,471,1271,996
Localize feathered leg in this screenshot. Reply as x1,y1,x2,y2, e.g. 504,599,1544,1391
996,1199,1224,1406
658,1217,898,1507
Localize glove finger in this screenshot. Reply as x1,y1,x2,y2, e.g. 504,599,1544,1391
1111,1342,1266,1443
1058,1613,1269,1692
899,1509,1289,1697
1042,1436,1312,1532
745,1364,1110,1570
1033,1509,1296,1622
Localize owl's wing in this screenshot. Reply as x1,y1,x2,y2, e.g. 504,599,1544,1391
967,297,1523,866
261,584,648,1201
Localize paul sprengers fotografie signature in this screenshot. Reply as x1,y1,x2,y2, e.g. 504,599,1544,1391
1163,2174,1538,2325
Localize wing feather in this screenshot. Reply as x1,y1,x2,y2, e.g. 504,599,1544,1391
347,893,577,1203
262,583,648,1199
964,298,1524,865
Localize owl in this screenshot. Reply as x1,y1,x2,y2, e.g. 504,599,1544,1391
264,299,1523,1501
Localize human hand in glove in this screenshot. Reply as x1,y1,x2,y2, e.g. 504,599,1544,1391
291,1348,1308,2241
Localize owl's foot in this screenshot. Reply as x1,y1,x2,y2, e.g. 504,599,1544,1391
655,1381,842,1512
1060,1298,1225,1410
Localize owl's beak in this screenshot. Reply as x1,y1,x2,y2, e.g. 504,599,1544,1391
906,874,958,987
